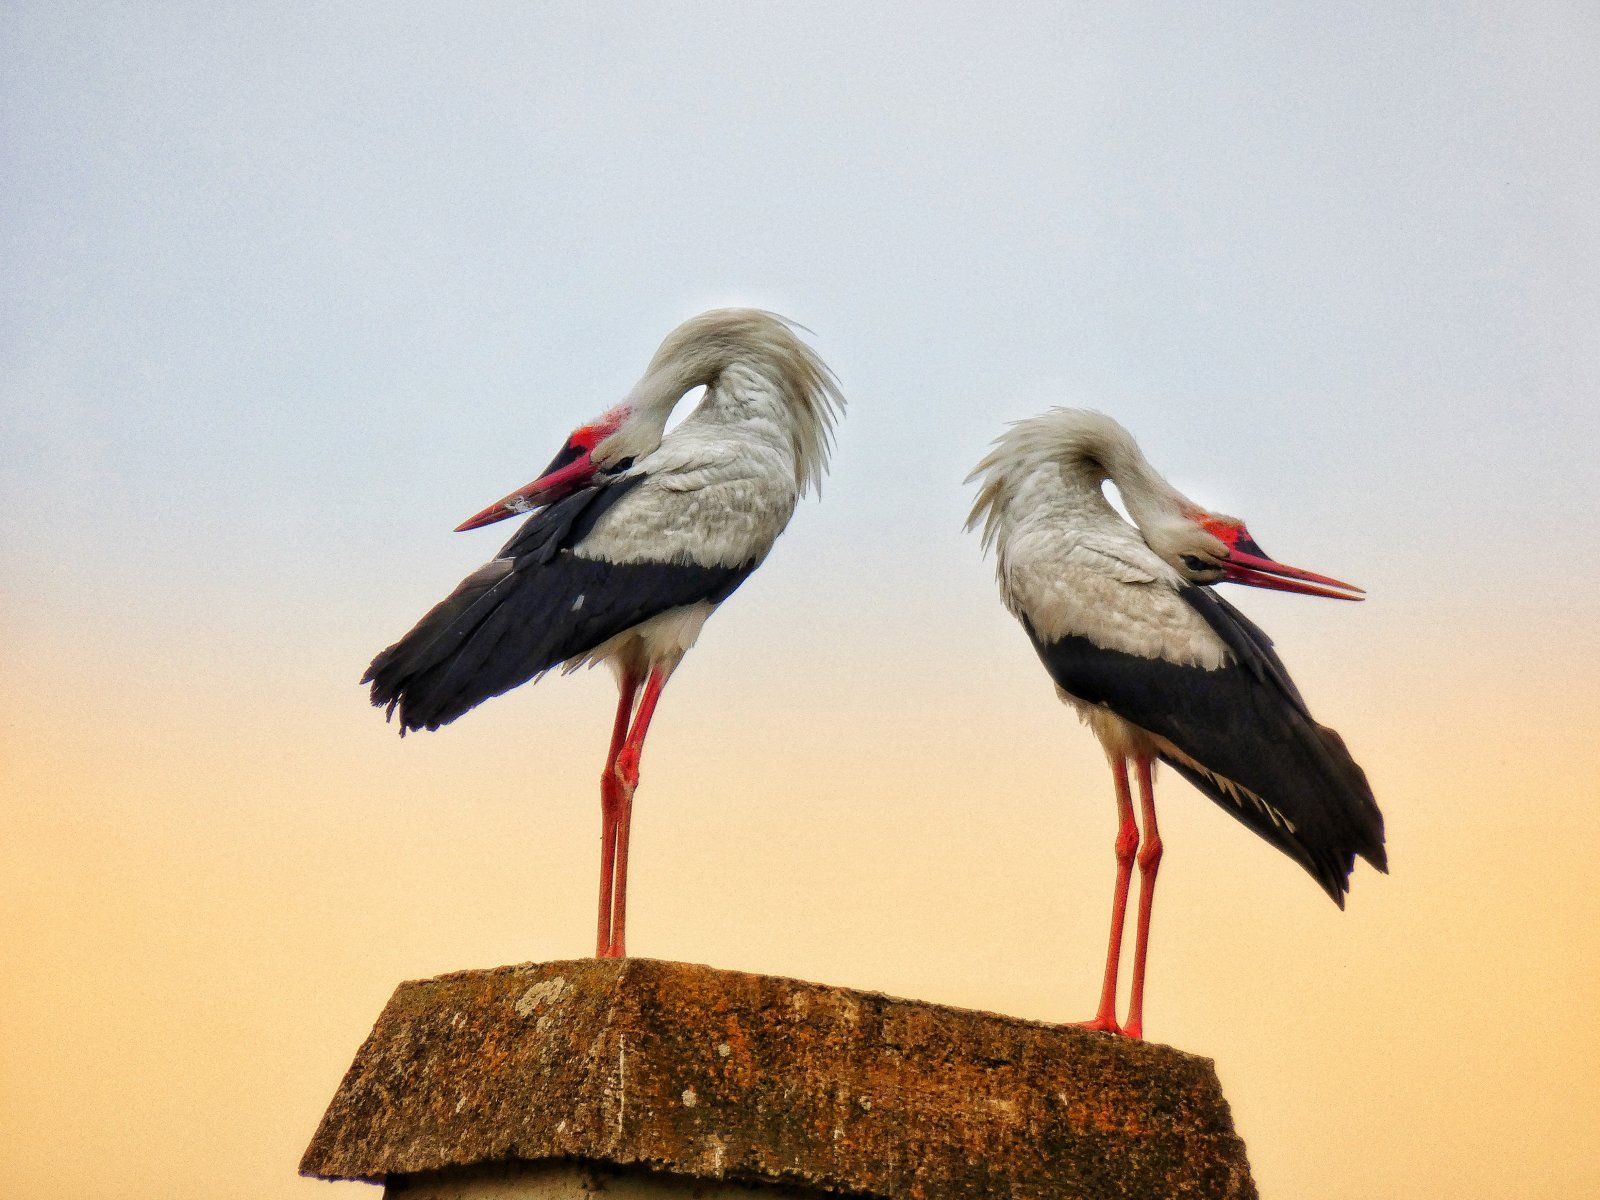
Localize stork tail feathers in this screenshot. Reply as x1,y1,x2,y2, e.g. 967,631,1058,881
362,559,518,733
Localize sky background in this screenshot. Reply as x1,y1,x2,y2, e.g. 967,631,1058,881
4,3,1598,1197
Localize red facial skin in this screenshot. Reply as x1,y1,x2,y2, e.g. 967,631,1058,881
455,407,629,532
1192,514,1364,601
1196,513,1244,546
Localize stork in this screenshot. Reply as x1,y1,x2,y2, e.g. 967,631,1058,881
364,309,844,958
967,409,1385,1038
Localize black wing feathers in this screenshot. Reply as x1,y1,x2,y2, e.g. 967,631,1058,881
1027,587,1386,905
1181,586,1311,717
492,473,640,565
363,478,755,733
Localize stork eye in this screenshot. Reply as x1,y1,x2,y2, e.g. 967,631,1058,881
1180,554,1215,573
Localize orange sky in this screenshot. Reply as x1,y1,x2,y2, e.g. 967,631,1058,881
5,584,1599,1198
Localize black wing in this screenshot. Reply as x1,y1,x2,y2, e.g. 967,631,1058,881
363,477,755,733
1027,587,1386,906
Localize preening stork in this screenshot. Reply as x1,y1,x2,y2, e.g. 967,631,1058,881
364,309,844,958
967,409,1385,1038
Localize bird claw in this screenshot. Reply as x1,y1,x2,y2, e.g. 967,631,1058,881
1075,1015,1129,1036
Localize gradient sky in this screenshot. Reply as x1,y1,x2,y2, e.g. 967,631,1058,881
5,4,1598,1198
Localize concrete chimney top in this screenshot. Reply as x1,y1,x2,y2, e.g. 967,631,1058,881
302,958,1256,1199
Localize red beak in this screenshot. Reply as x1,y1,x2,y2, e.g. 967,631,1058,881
454,446,599,532
454,408,630,533
1221,528,1364,601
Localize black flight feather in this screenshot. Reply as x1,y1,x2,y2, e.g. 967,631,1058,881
363,476,756,733
1025,587,1386,906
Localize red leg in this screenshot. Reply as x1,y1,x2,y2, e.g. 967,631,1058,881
1124,756,1163,1040
606,667,669,959
1079,757,1138,1035
596,668,640,959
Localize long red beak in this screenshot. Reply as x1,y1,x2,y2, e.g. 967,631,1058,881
454,450,597,532
456,407,629,533
1221,531,1364,601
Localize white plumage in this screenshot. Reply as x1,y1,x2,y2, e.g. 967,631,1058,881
971,409,1230,665
970,411,1235,753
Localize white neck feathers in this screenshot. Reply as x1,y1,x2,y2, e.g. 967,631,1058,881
966,408,1194,551
627,309,844,496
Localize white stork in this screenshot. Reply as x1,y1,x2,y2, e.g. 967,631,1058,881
967,409,1385,1038
364,309,844,958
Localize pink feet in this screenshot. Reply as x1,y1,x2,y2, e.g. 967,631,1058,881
1075,1014,1131,1037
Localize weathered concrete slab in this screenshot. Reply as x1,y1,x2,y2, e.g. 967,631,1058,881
303,958,1256,1199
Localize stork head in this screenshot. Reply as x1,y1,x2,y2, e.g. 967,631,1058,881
1165,511,1364,601
455,309,842,533
454,404,641,531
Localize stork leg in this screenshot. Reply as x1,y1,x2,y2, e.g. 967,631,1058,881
606,666,669,959
1123,755,1162,1040
1079,756,1138,1035
597,667,641,958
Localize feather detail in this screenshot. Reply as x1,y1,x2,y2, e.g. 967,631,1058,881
363,476,754,733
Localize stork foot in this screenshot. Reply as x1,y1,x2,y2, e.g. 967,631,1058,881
1075,1014,1130,1037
